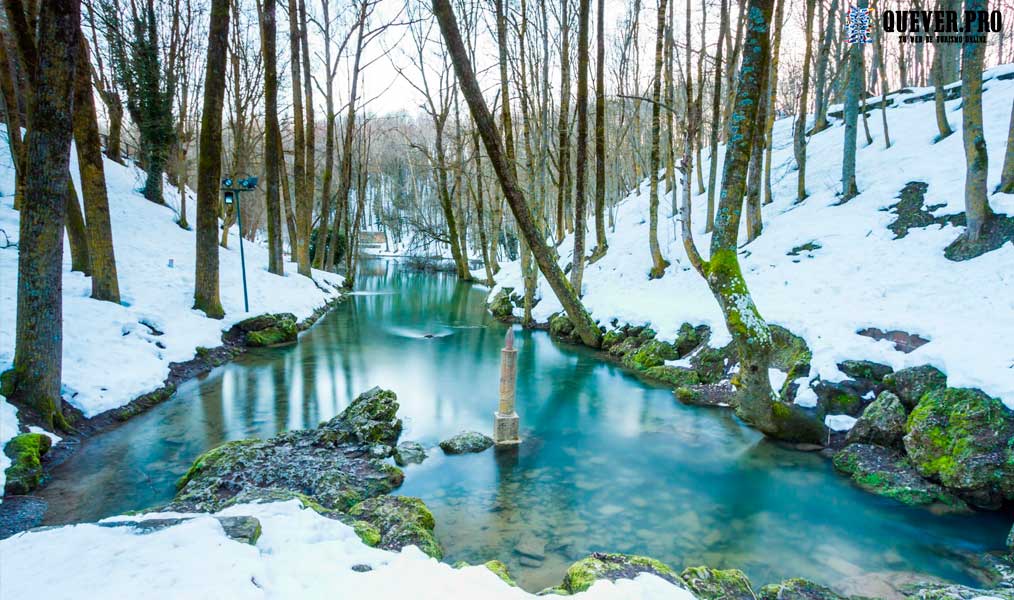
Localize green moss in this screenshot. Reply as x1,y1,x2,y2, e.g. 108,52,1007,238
562,553,679,594
690,346,731,384
623,340,679,370
353,520,382,547
601,329,626,350
549,313,576,340
680,566,756,600
175,438,260,490
246,320,298,347
770,401,827,444
3,432,53,495
675,387,703,404
489,288,516,320
483,560,516,586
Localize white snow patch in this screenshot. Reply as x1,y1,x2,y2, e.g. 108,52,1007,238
0,500,695,600
769,369,788,394
825,415,858,432
27,425,62,445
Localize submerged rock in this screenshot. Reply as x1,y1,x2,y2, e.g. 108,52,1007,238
903,387,1014,509
758,578,846,600
884,365,947,409
168,388,405,512
555,552,683,595
846,391,907,448
679,566,756,600
514,531,547,561
3,432,52,495
832,443,967,510
393,441,427,466
439,431,493,455
348,495,442,559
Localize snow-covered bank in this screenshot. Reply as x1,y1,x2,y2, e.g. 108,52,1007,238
0,500,692,600
0,129,343,489
492,65,1014,410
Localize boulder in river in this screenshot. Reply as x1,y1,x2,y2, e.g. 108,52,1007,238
439,431,493,455
233,313,299,347
903,387,1014,509
845,391,907,448
490,288,516,320
393,441,427,466
550,552,683,595
679,566,756,600
348,495,442,559
3,432,52,495
832,443,968,511
883,364,947,409
168,387,406,512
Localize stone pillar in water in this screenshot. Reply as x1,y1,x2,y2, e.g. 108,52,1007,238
494,328,521,445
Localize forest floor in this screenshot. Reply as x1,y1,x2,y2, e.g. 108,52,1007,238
491,64,1014,413
0,130,345,491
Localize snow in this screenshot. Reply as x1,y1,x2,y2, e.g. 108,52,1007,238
825,415,858,432
0,127,343,491
491,64,1014,410
0,500,695,600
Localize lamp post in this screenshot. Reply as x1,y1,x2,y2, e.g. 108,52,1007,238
223,176,258,312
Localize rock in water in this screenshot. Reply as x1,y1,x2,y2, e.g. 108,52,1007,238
883,364,947,409
233,313,300,347
348,496,442,559
680,566,757,600
169,388,405,512
552,553,683,595
393,441,427,466
846,391,907,448
514,532,546,561
439,431,493,455
758,578,847,600
903,387,1014,509
832,444,968,511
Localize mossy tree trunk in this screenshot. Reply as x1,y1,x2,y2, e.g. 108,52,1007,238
647,0,670,279
287,0,309,277
297,0,315,276
193,0,230,319
555,0,571,245
260,0,284,275
73,32,120,303
959,0,992,242
313,0,337,269
592,0,607,255
5,0,81,430
571,0,590,291
432,0,602,348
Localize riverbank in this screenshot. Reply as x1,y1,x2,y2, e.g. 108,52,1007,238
0,132,345,500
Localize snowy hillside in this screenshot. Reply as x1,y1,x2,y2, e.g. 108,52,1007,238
0,129,343,486
492,65,1014,410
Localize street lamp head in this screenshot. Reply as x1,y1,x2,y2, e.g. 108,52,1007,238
222,177,233,188
239,176,258,190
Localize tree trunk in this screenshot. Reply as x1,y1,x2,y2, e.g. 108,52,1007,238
571,0,590,291
705,0,728,233
73,32,120,303
432,0,602,348
65,179,90,274
762,0,784,205
287,0,308,276
647,0,670,279
841,0,865,201
592,0,606,255
872,0,890,148
959,0,992,241
4,0,81,430
261,0,284,275
794,0,816,202
812,0,838,134
193,0,229,319
1000,100,1014,194
555,0,571,245
932,31,953,140
298,0,314,274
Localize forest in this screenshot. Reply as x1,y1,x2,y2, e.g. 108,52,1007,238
0,0,1013,597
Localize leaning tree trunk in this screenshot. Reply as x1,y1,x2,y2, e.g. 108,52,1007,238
261,0,284,275
73,32,120,303
959,0,992,242
1000,100,1014,194
3,0,81,431
932,42,953,140
647,0,670,279
193,0,230,319
432,0,602,348
65,179,90,274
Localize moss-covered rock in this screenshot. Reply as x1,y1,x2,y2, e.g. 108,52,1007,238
905,582,1014,600
758,578,847,600
393,441,427,466
846,391,907,448
608,336,644,358
490,288,516,320
813,380,865,417
623,339,679,370
439,431,493,455
644,366,700,388
837,360,893,383
833,443,968,510
352,520,382,547
168,388,405,512
236,313,300,347
770,401,828,445
559,553,683,594
348,495,442,559
690,345,732,384
679,566,756,600
216,515,262,545
674,323,710,357
3,433,52,495
884,365,947,409
549,313,576,341
484,560,515,586
903,387,1014,509
769,325,812,384
601,329,627,351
